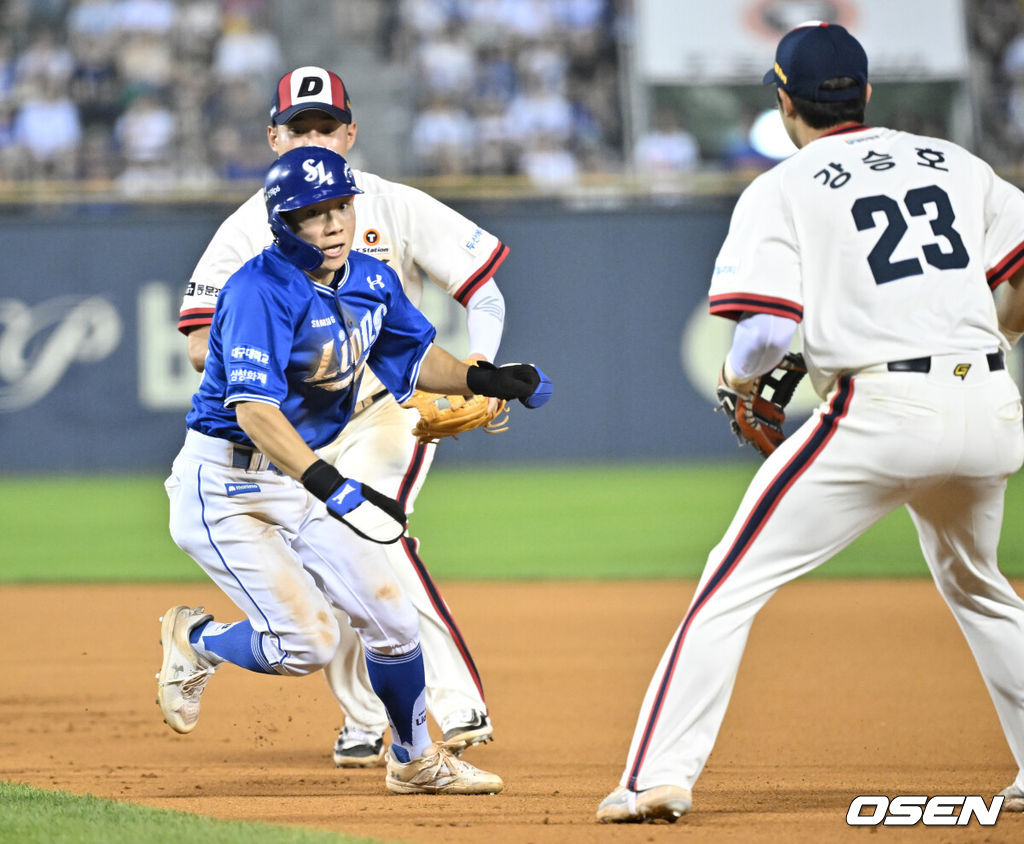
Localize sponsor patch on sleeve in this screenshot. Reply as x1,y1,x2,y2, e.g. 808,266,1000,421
230,344,270,366
228,368,269,386
464,227,483,253
228,344,271,387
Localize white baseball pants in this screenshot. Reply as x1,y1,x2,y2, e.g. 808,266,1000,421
317,395,487,734
166,429,420,676
620,351,1024,794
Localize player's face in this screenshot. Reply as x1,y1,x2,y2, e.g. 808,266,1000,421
268,111,357,157
286,195,357,280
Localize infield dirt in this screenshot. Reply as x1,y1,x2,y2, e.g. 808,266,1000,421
2,580,1022,843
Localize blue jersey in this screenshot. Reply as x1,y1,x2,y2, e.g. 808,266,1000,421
186,246,436,449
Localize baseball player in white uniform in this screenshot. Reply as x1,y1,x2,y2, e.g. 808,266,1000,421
598,23,1024,822
179,67,507,767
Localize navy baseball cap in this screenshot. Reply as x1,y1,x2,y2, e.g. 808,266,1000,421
270,66,352,125
762,22,867,102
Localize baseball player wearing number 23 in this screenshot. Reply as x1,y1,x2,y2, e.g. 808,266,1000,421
160,146,551,795
599,22,1024,822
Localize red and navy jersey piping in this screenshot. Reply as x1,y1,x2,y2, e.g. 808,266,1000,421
453,242,509,306
987,239,1024,290
708,293,803,322
178,306,216,334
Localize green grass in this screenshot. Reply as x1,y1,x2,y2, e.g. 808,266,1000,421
0,781,385,844
3,464,1023,844
3,461,1024,582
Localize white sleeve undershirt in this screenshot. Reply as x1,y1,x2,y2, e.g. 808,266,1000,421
725,313,799,380
464,277,505,361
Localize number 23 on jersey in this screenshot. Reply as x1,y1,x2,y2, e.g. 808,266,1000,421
852,184,969,285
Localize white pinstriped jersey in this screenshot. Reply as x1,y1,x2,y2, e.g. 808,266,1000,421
179,168,508,402
709,125,1024,396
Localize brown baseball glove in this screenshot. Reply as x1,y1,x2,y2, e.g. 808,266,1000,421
402,386,510,445
715,352,807,458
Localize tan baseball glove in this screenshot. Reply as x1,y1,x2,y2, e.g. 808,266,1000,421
402,362,510,444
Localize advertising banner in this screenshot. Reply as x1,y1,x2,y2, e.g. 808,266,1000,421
0,200,813,472
636,0,968,84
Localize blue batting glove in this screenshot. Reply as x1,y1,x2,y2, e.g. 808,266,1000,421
302,460,406,544
522,366,552,408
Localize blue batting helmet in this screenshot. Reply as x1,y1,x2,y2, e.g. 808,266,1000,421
264,146,363,271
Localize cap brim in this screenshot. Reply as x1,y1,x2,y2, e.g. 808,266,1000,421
275,183,365,214
762,68,778,86
273,103,352,125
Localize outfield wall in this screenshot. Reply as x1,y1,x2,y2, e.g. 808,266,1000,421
2,197,813,472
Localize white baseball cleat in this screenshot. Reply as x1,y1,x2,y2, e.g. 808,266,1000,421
333,726,386,768
156,605,216,734
440,709,493,754
596,784,692,823
1000,784,1024,812
385,742,503,794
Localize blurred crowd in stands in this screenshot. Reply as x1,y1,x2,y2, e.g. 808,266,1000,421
400,0,627,188
0,0,284,193
969,0,1024,170
0,0,1021,195
0,0,698,194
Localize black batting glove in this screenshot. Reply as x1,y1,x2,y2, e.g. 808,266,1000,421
466,361,553,408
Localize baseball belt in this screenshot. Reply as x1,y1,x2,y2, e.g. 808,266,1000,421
886,351,1004,373
353,389,389,416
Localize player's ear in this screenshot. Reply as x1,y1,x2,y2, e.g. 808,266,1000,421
864,82,872,105
778,89,796,118
267,123,281,154
347,121,358,149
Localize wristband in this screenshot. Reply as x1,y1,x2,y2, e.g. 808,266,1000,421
301,459,344,501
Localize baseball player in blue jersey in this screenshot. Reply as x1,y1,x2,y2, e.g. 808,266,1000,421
598,22,1024,822
182,67,512,767
158,146,551,795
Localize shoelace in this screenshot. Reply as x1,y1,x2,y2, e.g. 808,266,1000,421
161,664,215,694
406,746,463,784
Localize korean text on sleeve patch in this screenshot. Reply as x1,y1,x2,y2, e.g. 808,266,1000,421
227,344,271,388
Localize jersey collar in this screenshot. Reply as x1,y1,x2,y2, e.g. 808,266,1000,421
310,261,350,296
820,123,870,138
330,260,351,291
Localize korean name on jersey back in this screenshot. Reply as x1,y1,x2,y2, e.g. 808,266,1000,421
708,126,1024,392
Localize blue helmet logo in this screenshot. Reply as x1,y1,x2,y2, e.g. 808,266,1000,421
264,146,363,271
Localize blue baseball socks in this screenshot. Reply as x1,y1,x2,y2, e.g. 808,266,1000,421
364,644,430,762
189,619,277,674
